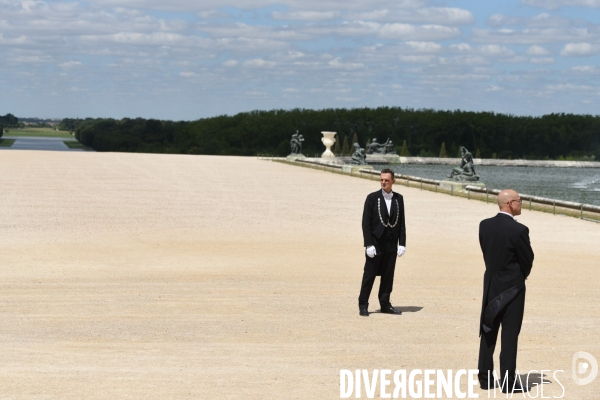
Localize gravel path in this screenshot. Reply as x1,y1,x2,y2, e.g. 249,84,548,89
0,152,597,399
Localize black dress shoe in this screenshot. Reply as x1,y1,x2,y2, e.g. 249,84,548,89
501,382,530,393
381,306,402,315
359,308,369,316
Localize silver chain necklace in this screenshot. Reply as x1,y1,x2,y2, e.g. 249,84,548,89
378,198,400,228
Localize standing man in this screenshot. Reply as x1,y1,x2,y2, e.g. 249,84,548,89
358,169,406,316
478,189,534,393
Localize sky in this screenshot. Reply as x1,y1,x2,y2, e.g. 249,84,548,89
1,0,600,120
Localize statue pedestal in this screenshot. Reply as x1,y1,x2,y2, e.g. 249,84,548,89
286,154,306,161
342,165,374,174
366,154,402,164
439,180,485,192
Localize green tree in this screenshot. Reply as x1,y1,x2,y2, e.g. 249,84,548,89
352,132,358,146
400,140,410,157
333,136,341,155
0,113,19,128
475,148,481,158
456,147,462,158
492,152,497,159
439,142,447,158
49,107,600,159
342,136,351,155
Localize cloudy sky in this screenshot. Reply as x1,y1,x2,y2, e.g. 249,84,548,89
1,0,600,120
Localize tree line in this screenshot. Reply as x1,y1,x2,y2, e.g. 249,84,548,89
56,107,600,160
0,113,20,136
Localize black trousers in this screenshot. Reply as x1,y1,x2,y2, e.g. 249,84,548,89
478,287,526,387
358,250,397,309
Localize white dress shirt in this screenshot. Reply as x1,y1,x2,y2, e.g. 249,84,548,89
498,211,514,219
382,189,393,214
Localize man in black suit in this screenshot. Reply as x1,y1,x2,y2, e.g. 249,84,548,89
478,189,534,393
358,169,406,316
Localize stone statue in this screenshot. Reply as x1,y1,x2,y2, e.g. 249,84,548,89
384,140,396,155
366,138,396,155
366,138,378,154
448,147,480,181
351,143,367,165
289,131,304,155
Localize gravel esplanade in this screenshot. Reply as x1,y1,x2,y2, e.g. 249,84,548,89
0,152,598,399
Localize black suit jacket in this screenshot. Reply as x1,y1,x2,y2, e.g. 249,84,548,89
478,213,534,335
362,190,406,250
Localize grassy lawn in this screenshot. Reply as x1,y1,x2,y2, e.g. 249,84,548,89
0,139,16,147
4,127,73,138
63,141,91,150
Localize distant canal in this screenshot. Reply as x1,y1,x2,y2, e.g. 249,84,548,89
377,164,600,206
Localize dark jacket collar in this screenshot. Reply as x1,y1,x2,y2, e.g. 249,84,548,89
496,212,515,220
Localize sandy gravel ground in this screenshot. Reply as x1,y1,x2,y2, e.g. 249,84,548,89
0,152,598,399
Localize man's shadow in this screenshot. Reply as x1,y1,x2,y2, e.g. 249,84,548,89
370,306,423,315
518,372,552,386
483,372,552,390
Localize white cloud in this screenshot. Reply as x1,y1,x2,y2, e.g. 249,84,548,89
377,23,460,40
477,44,516,57
449,43,472,52
346,9,390,21
413,7,474,25
202,23,310,41
347,7,474,25
88,0,431,13
9,55,51,64
472,27,597,44
417,73,491,84
438,56,489,66
567,65,600,74
405,41,442,52
526,45,550,55
328,58,364,69
487,13,575,28
59,61,82,68
2,0,600,119
487,13,512,27
522,0,600,9
398,54,436,63
244,91,267,97
198,10,232,19
0,34,29,45
179,71,198,77
271,11,340,21
530,57,555,64
545,83,595,91
242,58,276,68
560,42,600,56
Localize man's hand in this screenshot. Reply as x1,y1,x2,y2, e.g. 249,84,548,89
397,246,406,258
366,246,376,258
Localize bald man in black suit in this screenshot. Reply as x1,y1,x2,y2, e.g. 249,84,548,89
478,189,534,394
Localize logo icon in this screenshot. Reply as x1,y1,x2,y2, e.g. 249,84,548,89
572,351,598,385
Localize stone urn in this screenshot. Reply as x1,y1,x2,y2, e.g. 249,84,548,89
321,131,337,159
